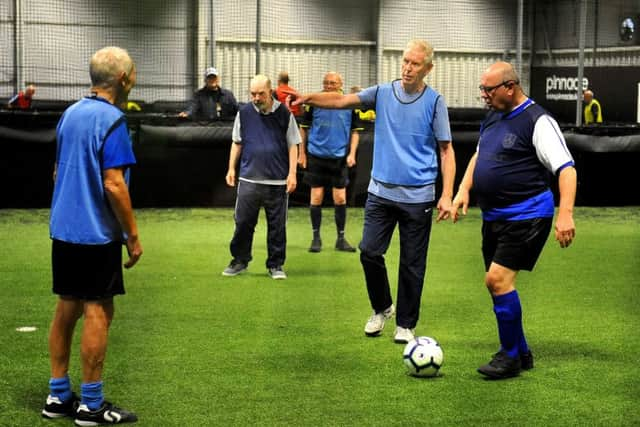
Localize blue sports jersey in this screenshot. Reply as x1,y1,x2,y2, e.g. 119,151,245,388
475,100,556,220
50,96,136,244
357,80,451,203
302,107,357,158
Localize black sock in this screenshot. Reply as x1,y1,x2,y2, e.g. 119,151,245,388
310,205,322,238
335,204,346,237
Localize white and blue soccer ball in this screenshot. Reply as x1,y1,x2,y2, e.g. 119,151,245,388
402,336,443,377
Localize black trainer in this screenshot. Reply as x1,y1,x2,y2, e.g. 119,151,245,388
335,237,356,252
222,260,248,276
309,237,322,253
74,401,138,426
42,392,80,419
520,350,534,370
477,350,522,379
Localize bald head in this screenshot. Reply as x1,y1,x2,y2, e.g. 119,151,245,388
483,61,520,86
480,61,525,111
277,71,289,85
250,74,273,113
322,71,343,92
583,90,593,102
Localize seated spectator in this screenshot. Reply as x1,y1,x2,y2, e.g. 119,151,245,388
179,67,238,121
274,71,302,117
8,84,36,109
350,85,375,122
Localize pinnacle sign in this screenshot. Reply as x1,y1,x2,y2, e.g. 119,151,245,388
545,75,589,101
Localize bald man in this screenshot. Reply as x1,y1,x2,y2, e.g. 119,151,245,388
583,89,602,125
298,72,362,253
223,75,301,280
450,61,577,379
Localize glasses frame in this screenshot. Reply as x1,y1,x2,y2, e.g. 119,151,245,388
479,80,518,95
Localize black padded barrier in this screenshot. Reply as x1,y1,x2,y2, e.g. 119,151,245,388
1,110,639,208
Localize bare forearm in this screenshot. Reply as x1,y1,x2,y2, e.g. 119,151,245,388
439,143,456,198
105,181,138,237
289,144,298,174
303,92,361,109
557,166,577,214
228,143,242,171
349,132,360,158
459,152,477,193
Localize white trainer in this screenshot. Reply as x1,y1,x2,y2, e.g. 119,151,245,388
393,326,415,344
364,304,395,336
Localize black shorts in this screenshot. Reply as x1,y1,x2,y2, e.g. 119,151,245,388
303,153,349,189
481,217,553,272
51,239,125,300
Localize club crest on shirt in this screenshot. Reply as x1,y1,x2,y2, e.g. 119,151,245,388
502,133,517,149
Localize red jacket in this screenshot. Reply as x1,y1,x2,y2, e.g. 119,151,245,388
274,84,301,117
8,91,33,109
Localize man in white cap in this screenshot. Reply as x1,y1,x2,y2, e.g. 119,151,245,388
179,67,238,121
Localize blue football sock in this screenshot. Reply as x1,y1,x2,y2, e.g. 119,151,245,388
492,290,524,360
81,381,104,411
49,375,72,402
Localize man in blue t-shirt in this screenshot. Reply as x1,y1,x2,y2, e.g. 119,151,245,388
223,75,301,280
450,61,577,379
294,40,456,344
43,47,141,424
298,72,362,253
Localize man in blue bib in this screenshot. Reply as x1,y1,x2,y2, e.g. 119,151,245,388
294,40,456,344
450,61,577,379
298,72,362,253
44,46,142,425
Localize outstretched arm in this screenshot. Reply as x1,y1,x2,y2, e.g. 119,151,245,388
293,91,362,110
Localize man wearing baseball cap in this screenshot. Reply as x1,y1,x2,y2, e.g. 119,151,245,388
179,67,238,121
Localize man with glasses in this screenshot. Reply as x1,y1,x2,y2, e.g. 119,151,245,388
450,61,577,379
298,71,362,253
293,40,456,344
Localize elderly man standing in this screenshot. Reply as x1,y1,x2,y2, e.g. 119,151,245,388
450,61,576,379
43,46,142,424
179,67,238,121
583,89,603,125
298,71,361,253
223,75,301,280
294,39,456,344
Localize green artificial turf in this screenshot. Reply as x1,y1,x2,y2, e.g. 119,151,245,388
0,207,638,426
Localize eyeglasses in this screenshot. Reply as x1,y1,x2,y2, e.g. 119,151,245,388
479,80,518,94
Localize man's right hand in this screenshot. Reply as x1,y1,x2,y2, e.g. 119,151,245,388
124,234,142,269
225,170,236,187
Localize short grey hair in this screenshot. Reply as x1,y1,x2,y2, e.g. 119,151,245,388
250,74,272,90
405,39,434,66
90,46,134,89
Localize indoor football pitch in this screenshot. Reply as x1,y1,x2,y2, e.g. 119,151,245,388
0,207,638,426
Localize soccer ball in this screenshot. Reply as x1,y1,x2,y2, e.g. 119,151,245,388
402,336,443,377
